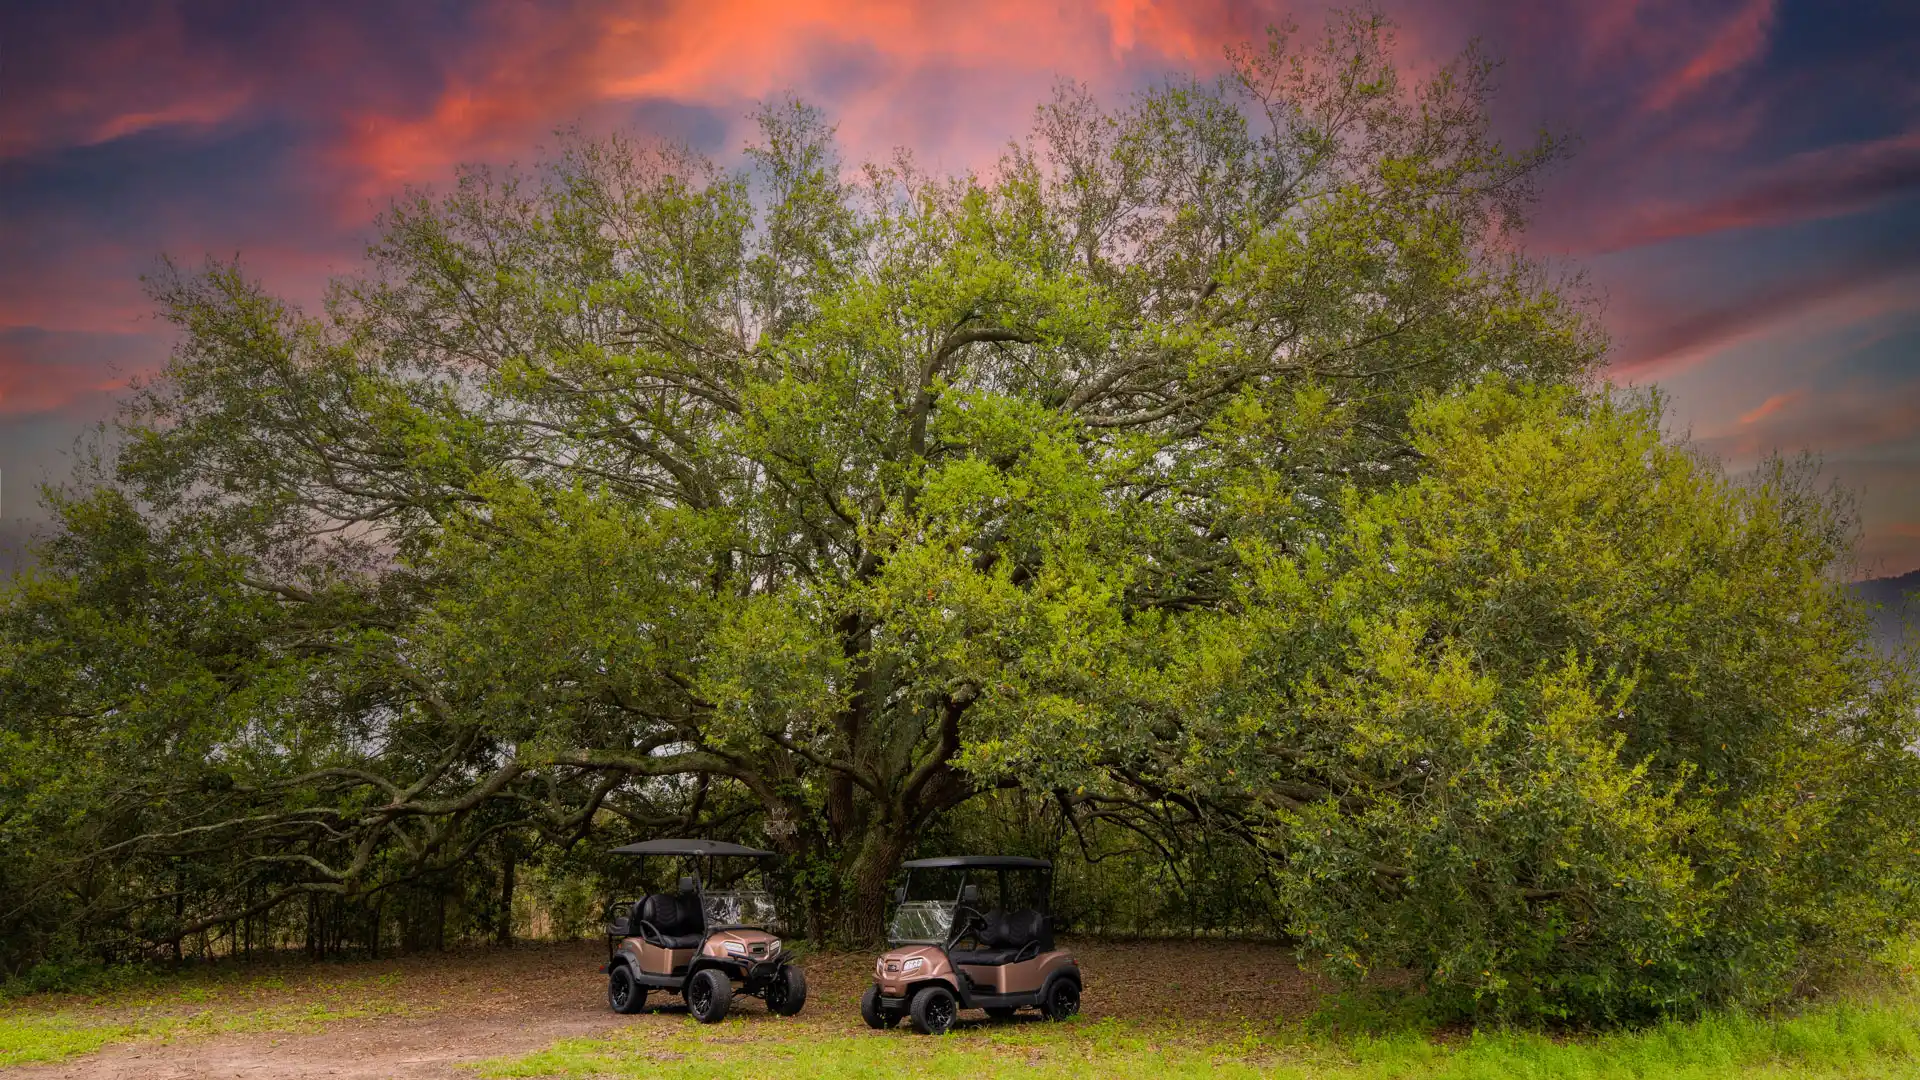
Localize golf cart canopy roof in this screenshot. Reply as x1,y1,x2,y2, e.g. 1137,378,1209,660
901,855,1052,870
608,839,773,858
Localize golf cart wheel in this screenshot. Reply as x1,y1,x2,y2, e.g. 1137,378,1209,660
686,968,733,1023
764,965,807,1016
985,1006,1017,1020
908,985,958,1035
608,963,647,1014
860,985,901,1030
1042,978,1080,1021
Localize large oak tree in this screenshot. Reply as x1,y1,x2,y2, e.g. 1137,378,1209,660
4,13,1598,947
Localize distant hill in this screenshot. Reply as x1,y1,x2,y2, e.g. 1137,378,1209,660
1855,570,1920,654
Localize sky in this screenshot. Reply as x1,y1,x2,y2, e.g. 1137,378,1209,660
1,0,1917,577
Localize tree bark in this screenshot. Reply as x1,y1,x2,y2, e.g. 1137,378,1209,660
496,839,517,946
843,822,914,945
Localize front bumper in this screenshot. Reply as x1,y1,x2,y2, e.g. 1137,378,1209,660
716,957,786,985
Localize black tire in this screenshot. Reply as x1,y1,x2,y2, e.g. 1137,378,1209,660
860,985,901,1030
686,968,733,1023
908,984,958,1035
985,1006,1018,1020
764,965,807,1016
1042,977,1080,1021
608,963,647,1014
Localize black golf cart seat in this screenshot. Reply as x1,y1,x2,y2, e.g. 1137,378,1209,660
949,908,1050,966
637,875,706,948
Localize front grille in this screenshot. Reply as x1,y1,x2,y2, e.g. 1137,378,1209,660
885,961,900,973
749,943,767,957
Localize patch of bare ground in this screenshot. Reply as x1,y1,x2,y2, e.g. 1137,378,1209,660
4,938,1326,1079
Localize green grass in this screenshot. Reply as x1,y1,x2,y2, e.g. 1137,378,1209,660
0,1016,141,1067
7,941,1918,1076
0,968,423,1067
471,996,1920,1080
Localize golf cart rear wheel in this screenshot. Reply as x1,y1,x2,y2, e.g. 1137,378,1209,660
764,965,807,1016
860,985,901,1029
909,985,958,1035
687,968,733,1023
985,1006,1017,1020
608,963,648,1014
1043,978,1080,1021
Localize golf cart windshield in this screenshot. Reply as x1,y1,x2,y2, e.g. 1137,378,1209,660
887,867,964,944
703,889,779,930
888,901,954,944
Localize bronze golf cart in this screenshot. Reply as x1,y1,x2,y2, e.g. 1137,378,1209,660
862,855,1080,1034
601,839,806,1022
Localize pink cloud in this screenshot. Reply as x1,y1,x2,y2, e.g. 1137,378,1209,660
0,328,156,418
1607,259,1920,378
1696,372,1920,468
0,7,259,161
1590,131,1920,252
85,87,255,147
1641,0,1777,114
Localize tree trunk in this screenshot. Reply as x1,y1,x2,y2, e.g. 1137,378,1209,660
843,823,914,946
496,840,517,946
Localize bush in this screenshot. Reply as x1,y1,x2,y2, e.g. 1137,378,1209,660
0,959,157,1001
1155,382,1920,1022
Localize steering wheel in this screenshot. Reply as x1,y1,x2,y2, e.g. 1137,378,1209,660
950,905,989,944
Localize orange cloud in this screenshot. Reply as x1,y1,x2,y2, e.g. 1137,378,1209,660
331,0,1267,201
1698,369,1920,466
1739,390,1804,425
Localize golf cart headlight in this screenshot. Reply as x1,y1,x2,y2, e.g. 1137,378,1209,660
902,956,925,974
723,940,747,957
767,939,781,956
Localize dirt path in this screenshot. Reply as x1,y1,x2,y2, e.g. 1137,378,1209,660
7,939,1323,1079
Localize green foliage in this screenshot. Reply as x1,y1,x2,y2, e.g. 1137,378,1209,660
993,381,1920,1022
0,960,161,1001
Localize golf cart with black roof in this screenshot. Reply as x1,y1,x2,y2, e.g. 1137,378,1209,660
601,839,806,1022
862,855,1080,1034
